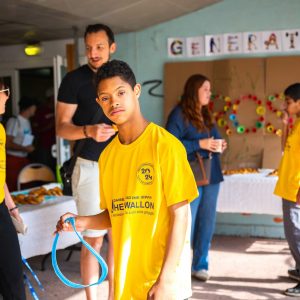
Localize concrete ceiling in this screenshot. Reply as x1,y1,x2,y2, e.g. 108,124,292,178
0,0,221,46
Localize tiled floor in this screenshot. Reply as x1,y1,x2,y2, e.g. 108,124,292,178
25,235,296,299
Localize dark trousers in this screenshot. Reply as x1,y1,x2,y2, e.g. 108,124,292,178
0,201,26,300
282,199,300,270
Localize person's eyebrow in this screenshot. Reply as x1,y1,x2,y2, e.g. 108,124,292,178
98,85,126,96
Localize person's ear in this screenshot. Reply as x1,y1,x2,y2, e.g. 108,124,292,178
134,84,141,98
296,100,300,111
109,43,117,54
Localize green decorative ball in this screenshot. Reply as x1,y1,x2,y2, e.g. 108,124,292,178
237,125,245,134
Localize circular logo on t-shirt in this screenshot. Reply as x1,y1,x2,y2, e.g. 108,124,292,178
137,163,154,185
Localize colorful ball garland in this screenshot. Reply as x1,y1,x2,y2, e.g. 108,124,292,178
211,92,290,136
215,94,266,135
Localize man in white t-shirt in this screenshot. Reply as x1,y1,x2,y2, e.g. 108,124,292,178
6,96,37,191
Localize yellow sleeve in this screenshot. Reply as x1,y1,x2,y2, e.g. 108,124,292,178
159,136,198,207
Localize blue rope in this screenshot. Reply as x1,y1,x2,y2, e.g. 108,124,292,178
51,217,108,288
23,273,39,300
22,256,45,291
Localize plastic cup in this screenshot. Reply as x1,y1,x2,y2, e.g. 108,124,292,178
215,139,224,153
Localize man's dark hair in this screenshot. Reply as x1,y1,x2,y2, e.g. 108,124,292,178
95,60,136,89
19,96,37,112
0,78,5,90
284,83,300,102
84,24,115,46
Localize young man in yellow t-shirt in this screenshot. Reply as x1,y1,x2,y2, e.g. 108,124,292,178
274,83,300,297
56,60,198,299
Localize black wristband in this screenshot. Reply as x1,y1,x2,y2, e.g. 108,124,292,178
9,206,18,212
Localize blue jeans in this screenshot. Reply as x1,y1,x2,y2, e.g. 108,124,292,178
190,183,220,271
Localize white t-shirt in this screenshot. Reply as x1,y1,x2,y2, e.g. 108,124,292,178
6,115,34,157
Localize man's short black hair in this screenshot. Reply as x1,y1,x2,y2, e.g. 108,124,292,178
284,83,300,102
84,24,115,46
95,60,136,90
0,78,5,90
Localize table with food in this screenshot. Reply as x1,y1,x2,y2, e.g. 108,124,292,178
13,184,78,259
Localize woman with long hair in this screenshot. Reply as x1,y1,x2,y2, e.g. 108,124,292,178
0,79,26,299
166,74,226,281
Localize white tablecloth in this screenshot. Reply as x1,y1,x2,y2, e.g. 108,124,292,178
18,196,79,259
217,170,282,215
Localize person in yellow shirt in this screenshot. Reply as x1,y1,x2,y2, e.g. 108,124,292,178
0,80,26,299
56,60,198,299
274,83,300,297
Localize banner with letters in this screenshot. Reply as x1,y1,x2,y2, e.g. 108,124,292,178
168,29,300,58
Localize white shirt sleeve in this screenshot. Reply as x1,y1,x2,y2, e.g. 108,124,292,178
5,117,19,137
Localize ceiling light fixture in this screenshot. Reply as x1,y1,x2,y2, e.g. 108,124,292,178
24,43,42,56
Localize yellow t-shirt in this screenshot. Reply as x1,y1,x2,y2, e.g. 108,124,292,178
99,123,198,300
0,124,6,203
274,118,300,202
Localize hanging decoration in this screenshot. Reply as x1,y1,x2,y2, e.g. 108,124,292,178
211,91,289,137
264,93,287,136
226,94,266,135
210,94,231,134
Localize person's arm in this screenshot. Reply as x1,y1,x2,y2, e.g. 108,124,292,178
147,201,188,300
5,117,34,153
281,110,289,151
6,135,34,153
4,183,23,222
56,101,115,142
166,110,218,156
56,209,111,233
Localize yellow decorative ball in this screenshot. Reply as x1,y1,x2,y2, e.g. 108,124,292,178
276,111,282,117
224,106,229,112
224,96,231,102
276,129,282,137
267,125,274,133
232,104,238,111
217,118,227,127
256,106,266,116
279,93,285,100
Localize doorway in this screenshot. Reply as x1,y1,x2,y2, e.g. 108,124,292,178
18,67,56,172
19,67,53,103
